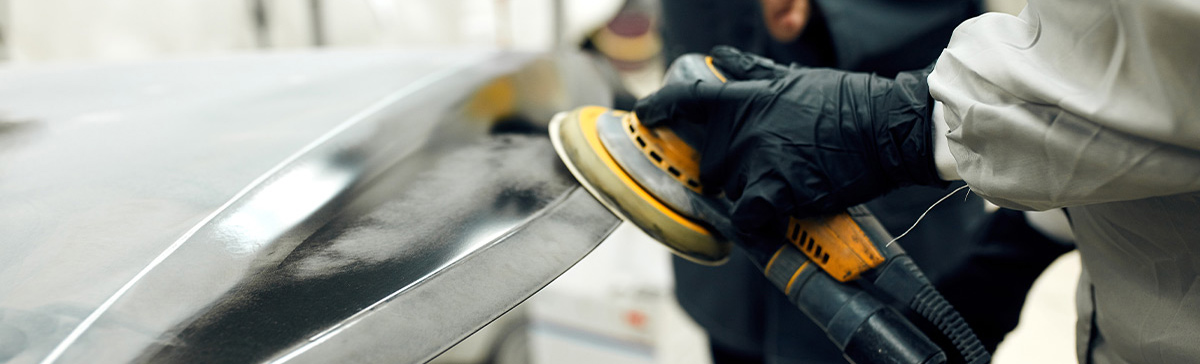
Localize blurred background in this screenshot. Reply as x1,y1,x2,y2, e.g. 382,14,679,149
0,0,644,63
0,1,1077,363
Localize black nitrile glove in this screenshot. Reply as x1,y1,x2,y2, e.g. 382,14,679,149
634,46,946,239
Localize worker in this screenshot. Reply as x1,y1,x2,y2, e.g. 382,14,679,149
653,0,1072,362
636,0,1200,362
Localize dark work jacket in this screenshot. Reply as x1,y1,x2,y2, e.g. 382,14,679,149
654,0,1058,363
660,0,982,76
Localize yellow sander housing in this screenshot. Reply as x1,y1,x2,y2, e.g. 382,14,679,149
549,55,885,280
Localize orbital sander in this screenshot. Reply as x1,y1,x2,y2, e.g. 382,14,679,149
549,54,990,364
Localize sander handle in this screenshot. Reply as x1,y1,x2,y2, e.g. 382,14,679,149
758,240,946,364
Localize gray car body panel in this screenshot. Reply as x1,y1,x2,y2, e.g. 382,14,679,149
0,49,617,363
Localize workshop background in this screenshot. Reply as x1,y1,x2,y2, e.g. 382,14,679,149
0,0,1077,363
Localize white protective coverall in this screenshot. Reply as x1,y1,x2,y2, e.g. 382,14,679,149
927,0,1200,363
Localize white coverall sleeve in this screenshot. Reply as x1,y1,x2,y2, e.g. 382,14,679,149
927,0,1200,211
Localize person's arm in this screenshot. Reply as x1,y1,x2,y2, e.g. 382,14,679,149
928,0,1200,211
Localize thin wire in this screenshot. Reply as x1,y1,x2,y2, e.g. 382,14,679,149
885,184,971,248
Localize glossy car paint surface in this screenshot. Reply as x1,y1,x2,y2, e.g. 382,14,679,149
0,49,617,363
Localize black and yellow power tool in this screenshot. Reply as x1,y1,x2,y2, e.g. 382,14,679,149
549,55,990,364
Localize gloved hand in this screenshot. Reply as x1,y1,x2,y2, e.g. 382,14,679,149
634,46,946,239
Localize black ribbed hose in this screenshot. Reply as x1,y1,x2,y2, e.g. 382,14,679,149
869,254,990,364
904,259,990,364
850,206,991,364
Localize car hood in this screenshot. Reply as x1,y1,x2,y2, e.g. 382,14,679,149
0,49,618,363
